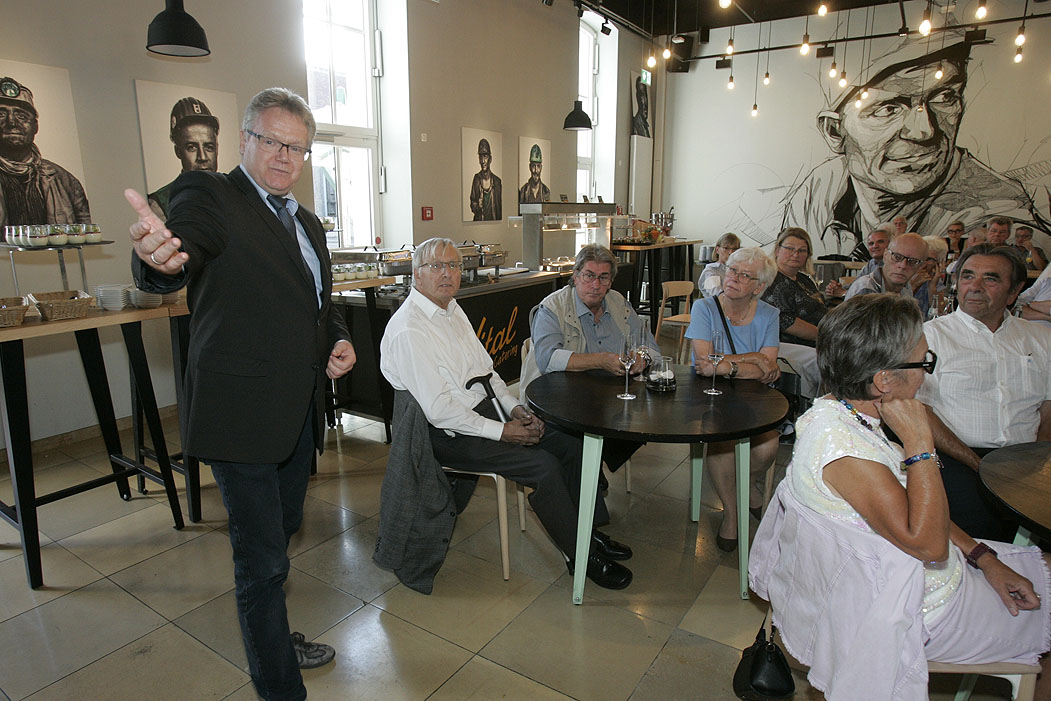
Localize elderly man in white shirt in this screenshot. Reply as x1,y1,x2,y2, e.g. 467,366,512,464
380,237,633,590
916,244,1051,540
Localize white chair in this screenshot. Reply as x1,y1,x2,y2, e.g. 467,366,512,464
442,467,527,581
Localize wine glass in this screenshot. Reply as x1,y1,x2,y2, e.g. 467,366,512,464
617,336,636,400
704,331,725,396
632,329,651,382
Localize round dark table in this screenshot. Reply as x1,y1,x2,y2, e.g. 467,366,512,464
979,441,1051,545
525,365,789,602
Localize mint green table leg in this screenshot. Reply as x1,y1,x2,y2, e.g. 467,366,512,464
690,442,706,522
736,438,751,600
573,433,604,604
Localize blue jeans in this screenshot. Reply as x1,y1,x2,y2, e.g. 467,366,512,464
210,410,315,701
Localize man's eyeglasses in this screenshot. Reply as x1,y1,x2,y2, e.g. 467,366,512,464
726,266,758,283
579,271,613,284
887,250,923,268
245,129,312,161
424,260,463,272
892,349,938,374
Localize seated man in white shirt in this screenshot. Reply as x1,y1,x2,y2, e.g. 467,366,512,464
916,244,1051,540
380,238,633,590
844,233,928,301
521,244,660,487
1019,263,1051,328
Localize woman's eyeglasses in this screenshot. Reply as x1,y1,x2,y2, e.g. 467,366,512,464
892,349,938,374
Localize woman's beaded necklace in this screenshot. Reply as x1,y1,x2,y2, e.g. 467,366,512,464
836,398,892,448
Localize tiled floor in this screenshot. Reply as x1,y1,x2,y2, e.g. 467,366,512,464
0,399,1019,699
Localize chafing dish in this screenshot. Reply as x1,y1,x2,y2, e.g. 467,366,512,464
461,241,507,268
541,256,575,273
455,244,481,270
331,246,414,276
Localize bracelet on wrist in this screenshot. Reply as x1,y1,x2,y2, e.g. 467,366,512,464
966,542,998,569
899,450,941,472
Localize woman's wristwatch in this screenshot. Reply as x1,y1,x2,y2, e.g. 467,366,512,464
728,360,739,378
965,542,998,569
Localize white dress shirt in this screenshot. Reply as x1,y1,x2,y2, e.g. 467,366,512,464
917,309,1051,448
380,288,519,441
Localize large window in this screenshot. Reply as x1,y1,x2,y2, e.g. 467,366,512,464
576,23,597,202
303,0,380,248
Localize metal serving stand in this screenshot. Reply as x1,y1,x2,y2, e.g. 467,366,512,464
519,202,617,271
1,241,113,294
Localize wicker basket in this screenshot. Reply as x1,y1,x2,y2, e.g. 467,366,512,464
28,290,94,321
0,296,28,328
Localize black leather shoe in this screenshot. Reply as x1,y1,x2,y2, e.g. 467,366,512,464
592,530,633,560
716,534,738,552
569,553,633,590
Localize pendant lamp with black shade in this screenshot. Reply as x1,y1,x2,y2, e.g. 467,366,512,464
563,100,592,131
147,0,210,57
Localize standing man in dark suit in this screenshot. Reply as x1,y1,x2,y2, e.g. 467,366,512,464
125,87,354,701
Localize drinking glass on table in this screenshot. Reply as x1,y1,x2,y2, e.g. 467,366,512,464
618,336,637,400
632,328,652,382
704,331,726,396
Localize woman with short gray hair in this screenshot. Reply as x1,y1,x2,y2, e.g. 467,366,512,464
750,294,1051,699
685,246,780,550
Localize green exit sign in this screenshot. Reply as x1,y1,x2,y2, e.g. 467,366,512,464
641,69,652,85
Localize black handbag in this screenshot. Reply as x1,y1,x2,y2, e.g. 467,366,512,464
732,615,795,700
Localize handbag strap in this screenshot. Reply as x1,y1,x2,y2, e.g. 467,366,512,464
712,296,740,355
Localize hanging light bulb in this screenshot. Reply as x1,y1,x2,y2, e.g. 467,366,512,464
828,60,838,78
719,0,732,8
663,45,672,59
861,88,869,99
1015,46,1024,62
763,71,770,85
818,3,828,16
751,103,759,117
647,52,656,68
728,74,735,89
855,96,863,109
800,33,810,55
976,0,987,19
1016,24,1026,46
727,37,734,54
935,63,944,80
919,8,932,36
838,70,847,88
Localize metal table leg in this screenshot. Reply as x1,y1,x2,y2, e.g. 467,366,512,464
56,250,69,290
572,432,604,604
8,251,19,295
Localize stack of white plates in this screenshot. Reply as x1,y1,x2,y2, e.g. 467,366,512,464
94,284,129,311
129,289,163,309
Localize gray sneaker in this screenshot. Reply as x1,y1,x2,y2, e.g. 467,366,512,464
291,631,335,669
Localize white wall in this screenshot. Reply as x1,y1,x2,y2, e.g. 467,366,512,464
1,0,309,440
661,0,1051,256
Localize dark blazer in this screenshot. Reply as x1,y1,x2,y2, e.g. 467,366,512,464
133,166,349,464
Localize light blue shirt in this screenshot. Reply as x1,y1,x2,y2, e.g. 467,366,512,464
685,295,779,359
242,167,323,307
532,290,660,372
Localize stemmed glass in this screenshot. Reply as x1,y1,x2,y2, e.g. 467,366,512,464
632,329,651,382
618,336,636,400
704,331,725,396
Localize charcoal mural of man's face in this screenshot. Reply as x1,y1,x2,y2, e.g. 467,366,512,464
824,60,965,196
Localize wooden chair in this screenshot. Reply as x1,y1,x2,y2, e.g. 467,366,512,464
440,469,526,581
928,660,1040,701
655,280,694,364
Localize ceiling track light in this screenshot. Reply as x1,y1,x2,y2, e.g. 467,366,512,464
600,20,612,35
976,0,987,20
1015,46,1024,62
818,3,828,16
146,0,210,57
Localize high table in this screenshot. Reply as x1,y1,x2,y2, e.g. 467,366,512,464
0,306,185,588
525,366,788,603
978,441,1051,546
611,238,702,332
